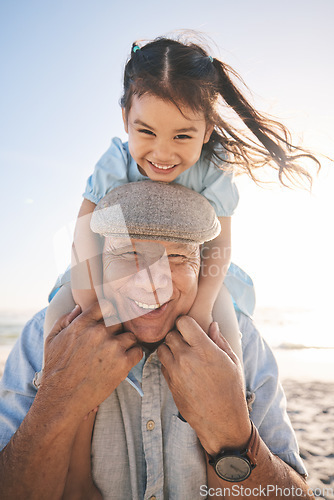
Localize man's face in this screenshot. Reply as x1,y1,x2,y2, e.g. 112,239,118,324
102,237,200,348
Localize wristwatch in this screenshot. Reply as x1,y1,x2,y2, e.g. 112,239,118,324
209,421,260,482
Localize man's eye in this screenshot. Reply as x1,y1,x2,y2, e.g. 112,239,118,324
175,134,191,140
139,129,155,136
169,254,186,259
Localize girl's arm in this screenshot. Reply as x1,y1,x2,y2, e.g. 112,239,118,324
71,199,103,310
189,217,231,330
188,217,243,362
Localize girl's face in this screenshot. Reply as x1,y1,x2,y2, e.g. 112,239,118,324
122,94,213,182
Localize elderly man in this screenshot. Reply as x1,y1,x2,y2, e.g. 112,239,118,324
0,182,312,499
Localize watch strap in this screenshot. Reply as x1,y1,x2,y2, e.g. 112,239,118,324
245,420,260,466
209,420,260,467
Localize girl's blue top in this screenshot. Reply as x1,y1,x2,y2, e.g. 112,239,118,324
83,137,239,217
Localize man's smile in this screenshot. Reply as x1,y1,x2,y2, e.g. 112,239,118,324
133,299,161,310
130,298,170,318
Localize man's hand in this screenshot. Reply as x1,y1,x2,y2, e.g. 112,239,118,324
41,300,143,420
157,317,251,456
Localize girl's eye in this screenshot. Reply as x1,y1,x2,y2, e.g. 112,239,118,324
138,129,155,136
175,134,191,140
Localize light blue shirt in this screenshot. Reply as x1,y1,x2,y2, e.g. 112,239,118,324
83,137,239,217
0,309,306,499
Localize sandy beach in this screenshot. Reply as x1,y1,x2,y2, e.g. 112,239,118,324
0,350,333,497
282,379,334,499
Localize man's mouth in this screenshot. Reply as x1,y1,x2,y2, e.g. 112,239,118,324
131,298,170,317
134,300,161,310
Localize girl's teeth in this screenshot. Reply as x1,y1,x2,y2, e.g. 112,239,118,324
151,162,175,170
134,300,161,310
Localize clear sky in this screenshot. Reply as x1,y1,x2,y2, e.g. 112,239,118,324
1,1,333,329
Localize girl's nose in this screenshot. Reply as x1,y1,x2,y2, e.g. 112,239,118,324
152,140,176,163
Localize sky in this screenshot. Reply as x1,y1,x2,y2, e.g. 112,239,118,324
0,0,333,337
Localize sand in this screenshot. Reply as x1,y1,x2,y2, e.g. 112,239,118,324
282,380,334,499
0,353,333,497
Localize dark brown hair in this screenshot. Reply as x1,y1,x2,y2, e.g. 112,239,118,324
121,36,320,187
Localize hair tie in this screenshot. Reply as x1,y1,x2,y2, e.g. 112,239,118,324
208,55,213,63
133,45,141,53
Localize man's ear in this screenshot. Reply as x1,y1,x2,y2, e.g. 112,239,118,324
122,108,128,134
203,123,214,144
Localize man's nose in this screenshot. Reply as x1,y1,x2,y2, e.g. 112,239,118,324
134,258,173,296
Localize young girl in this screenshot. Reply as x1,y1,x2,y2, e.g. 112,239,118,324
43,35,319,498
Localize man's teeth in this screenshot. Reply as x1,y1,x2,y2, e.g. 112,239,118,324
134,300,161,310
150,162,175,170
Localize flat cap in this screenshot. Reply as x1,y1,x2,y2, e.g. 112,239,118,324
90,181,221,244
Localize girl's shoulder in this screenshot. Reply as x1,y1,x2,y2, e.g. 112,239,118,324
102,138,145,181
178,146,230,186
175,146,239,217
98,137,132,165
83,137,135,204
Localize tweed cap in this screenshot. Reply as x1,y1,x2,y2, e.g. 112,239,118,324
90,181,221,244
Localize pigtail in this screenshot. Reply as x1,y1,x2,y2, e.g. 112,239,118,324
211,58,320,187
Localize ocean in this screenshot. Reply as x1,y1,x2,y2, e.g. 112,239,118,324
0,307,333,381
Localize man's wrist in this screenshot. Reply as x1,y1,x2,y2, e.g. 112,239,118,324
200,418,252,457
208,421,260,482
34,385,86,431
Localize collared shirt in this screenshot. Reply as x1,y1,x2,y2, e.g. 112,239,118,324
0,309,306,499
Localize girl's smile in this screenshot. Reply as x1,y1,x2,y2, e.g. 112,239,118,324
122,94,213,182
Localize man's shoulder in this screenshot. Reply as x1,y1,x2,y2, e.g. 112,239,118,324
1,308,46,389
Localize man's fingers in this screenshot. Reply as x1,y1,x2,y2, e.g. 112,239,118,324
164,329,189,352
47,305,81,340
157,342,175,368
116,331,139,350
84,299,116,323
125,344,143,367
208,321,221,345
175,315,209,347
74,299,121,333
66,304,82,324
208,322,240,365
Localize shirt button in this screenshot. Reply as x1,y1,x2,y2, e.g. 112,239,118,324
146,420,155,431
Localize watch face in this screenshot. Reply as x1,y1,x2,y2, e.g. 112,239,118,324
215,455,251,482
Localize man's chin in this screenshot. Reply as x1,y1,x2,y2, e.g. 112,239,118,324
132,328,167,351
122,319,171,352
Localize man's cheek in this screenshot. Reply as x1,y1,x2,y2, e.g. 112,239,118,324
186,262,201,281
102,278,124,301
179,269,199,295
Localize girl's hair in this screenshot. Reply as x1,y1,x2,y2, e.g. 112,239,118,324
121,36,320,187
